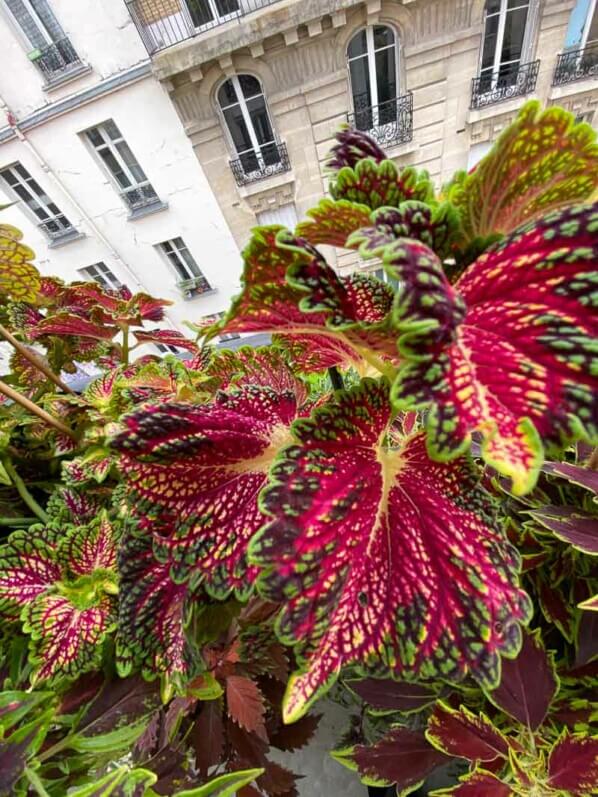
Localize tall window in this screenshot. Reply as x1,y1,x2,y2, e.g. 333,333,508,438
0,162,74,241
79,262,122,291
218,75,281,175
479,0,531,91
185,0,239,29
157,237,212,298
85,121,159,212
3,0,80,81
347,26,398,128
564,0,598,49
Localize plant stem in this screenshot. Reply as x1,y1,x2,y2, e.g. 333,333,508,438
588,445,598,471
0,379,77,440
2,458,49,523
328,366,344,391
25,767,51,797
0,516,37,526
0,323,74,395
356,346,397,381
121,325,130,365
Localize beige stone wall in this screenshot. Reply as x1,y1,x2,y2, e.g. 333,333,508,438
156,0,596,270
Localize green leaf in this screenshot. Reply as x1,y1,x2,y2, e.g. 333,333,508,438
64,766,157,796
172,768,264,796
69,719,149,754
0,690,54,733
187,673,223,701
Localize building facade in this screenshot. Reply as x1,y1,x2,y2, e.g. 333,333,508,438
125,0,598,279
0,0,243,337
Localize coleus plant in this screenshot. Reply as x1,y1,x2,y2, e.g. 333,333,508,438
0,100,596,796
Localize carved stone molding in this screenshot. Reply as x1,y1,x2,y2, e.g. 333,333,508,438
242,181,296,213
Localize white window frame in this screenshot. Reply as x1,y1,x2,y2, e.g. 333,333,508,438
184,0,240,31
156,237,213,298
84,121,158,210
4,0,53,46
218,74,279,169
78,262,122,291
347,25,400,120
478,0,534,88
582,0,598,45
0,162,73,238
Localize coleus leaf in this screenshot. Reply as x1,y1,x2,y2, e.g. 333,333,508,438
431,769,513,797
251,379,531,722
226,676,267,741
352,728,447,792
295,198,371,247
325,127,388,172
64,766,157,797
57,514,119,577
485,629,558,730
542,460,598,495
530,505,598,554
194,700,225,775
346,678,438,713
175,769,264,797
268,712,320,752
392,203,598,495
28,311,117,341
112,385,298,597
426,701,509,762
547,731,598,796
133,328,198,352
446,101,598,243
23,592,115,682
0,530,60,618
0,223,41,302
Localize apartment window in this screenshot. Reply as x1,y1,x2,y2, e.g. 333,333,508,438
256,203,298,228
479,1,533,91
0,162,75,241
155,343,180,354
79,262,122,291
347,26,399,127
565,0,598,49
186,0,239,29
218,75,289,185
85,121,160,213
555,1,598,84
158,237,212,299
4,0,81,82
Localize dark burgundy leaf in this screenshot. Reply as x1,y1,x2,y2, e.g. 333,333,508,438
576,611,598,667
193,700,224,775
227,719,268,766
269,712,320,752
530,506,598,554
77,675,160,736
353,728,447,791
426,702,509,762
57,671,105,716
227,676,267,741
347,678,437,712
488,631,557,730
446,769,513,796
0,729,35,794
542,461,598,495
548,732,598,796
258,761,298,797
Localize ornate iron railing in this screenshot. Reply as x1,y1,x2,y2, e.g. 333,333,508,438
125,0,283,55
38,215,75,240
347,92,413,147
121,183,160,211
470,60,540,110
177,274,213,298
30,38,81,82
553,43,598,85
229,141,291,187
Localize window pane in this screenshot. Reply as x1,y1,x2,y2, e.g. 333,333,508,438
347,30,367,58
350,58,372,110
30,0,64,40
239,150,259,173
103,120,122,141
179,247,201,277
223,106,253,154
218,79,238,107
260,142,282,166
587,3,598,42
4,0,47,48
486,0,501,13
186,0,214,27
215,0,240,14
239,74,261,99
87,128,104,148
375,47,396,105
501,7,528,63
507,0,529,9
246,96,274,145
98,149,131,188
481,13,500,71
115,141,147,183
373,25,394,49
11,184,47,219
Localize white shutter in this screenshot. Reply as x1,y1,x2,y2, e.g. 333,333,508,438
256,203,298,228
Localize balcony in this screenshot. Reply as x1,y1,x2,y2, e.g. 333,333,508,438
553,43,598,86
347,92,413,148
38,215,74,240
177,274,213,299
470,60,540,110
229,141,291,187
29,38,82,84
125,0,282,54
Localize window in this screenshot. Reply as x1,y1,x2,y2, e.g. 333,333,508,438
155,343,180,354
347,26,399,128
0,162,75,240
186,0,239,29
564,0,598,49
256,203,298,228
4,0,80,81
157,237,212,299
218,75,283,177
479,0,532,91
467,140,493,170
85,121,159,212
79,262,122,291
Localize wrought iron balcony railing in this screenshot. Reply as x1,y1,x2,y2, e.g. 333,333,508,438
470,60,540,110
347,92,413,147
125,0,283,55
38,215,75,240
30,38,81,83
229,141,291,187
121,183,160,211
177,274,213,298
553,43,598,86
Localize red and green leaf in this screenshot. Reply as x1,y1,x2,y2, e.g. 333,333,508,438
431,769,513,797
392,204,598,495
325,127,388,172
29,312,118,341
252,379,531,722
426,701,509,762
295,198,371,247
347,678,438,713
547,731,598,796
0,223,41,302
486,629,558,730
530,506,598,554
446,101,598,243
542,460,598,495
112,385,298,598
132,328,198,352
56,514,119,577
0,530,61,618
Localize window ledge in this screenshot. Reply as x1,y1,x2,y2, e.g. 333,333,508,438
384,140,420,160
180,288,218,301
237,170,295,199
126,200,169,221
43,63,92,92
549,77,598,101
47,230,86,248
465,93,538,126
